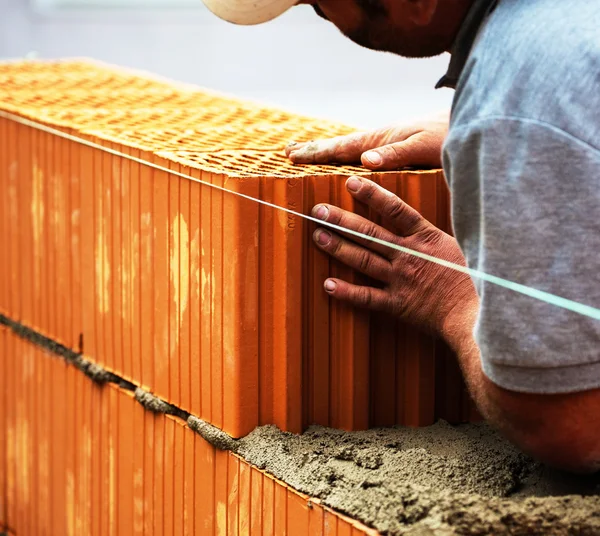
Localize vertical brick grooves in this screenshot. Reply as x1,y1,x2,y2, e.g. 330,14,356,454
0,59,477,457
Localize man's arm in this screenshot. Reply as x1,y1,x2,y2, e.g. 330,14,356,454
312,175,600,472
444,296,600,473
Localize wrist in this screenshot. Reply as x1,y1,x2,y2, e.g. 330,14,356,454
439,284,479,354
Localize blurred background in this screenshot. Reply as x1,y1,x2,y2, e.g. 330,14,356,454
0,0,455,128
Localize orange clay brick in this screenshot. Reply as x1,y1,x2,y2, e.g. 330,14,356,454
0,59,477,439
0,118,8,319
0,88,241,113
79,123,356,153
0,326,7,529
0,68,167,92
0,330,384,535
3,328,16,533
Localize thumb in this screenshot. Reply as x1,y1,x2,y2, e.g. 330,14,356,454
361,132,443,171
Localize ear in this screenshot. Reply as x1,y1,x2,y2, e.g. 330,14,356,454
403,0,439,26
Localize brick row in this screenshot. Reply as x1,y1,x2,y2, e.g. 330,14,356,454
0,59,476,439
0,329,377,536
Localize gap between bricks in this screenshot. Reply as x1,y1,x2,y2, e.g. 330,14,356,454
0,312,239,453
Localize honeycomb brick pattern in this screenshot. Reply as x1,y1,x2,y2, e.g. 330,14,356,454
83,123,357,153
0,59,476,442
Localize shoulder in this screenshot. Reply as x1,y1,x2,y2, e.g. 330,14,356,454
451,0,600,151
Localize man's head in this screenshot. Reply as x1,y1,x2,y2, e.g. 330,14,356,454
202,0,473,58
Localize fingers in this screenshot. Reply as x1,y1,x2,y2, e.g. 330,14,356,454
286,133,367,164
286,125,412,165
284,140,304,157
313,228,392,282
344,176,429,236
360,132,443,171
322,278,393,314
311,202,400,259
286,125,441,169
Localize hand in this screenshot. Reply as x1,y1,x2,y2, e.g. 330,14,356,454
286,110,449,171
312,175,476,336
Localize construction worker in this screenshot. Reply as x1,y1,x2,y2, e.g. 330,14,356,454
202,0,600,472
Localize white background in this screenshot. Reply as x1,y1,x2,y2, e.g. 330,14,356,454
1,0,455,128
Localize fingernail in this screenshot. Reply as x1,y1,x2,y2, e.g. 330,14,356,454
347,176,362,192
324,279,337,292
290,147,306,158
313,205,329,220
315,229,331,246
287,140,298,147
364,151,382,166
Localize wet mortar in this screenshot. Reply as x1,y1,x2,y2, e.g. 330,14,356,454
234,421,600,535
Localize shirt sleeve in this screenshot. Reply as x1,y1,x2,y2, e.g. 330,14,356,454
443,116,600,394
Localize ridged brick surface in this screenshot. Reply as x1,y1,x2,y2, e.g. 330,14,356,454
0,59,475,440
0,328,378,536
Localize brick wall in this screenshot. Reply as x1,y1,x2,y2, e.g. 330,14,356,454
0,59,475,440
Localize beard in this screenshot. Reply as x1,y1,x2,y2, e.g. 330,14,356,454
312,0,385,20
311,3,330,20
345,21,449,58
312,2,448,59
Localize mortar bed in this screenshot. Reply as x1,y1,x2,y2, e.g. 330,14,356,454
234,421,600,535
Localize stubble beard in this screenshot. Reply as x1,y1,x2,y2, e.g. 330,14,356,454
311,4,448,59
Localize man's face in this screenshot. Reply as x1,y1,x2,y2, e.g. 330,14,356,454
302,0,461,58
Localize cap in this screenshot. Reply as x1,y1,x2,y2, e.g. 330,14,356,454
202,0,298,25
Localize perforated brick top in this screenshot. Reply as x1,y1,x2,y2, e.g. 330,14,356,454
0,58,174,89
0,72,162,92
9,104,340,133
0,59,369,178
81,122,355,153
159,150,370,178
0,89,245,111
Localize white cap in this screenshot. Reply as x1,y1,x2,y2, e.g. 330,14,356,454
202,0,298,25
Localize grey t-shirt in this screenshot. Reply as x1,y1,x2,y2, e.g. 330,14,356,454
442,0,600,394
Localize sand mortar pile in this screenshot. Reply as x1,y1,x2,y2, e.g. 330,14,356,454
233,421,600,535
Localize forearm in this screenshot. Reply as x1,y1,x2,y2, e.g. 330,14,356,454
440,296,527,438
440,294,496,423
441,293,600,472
